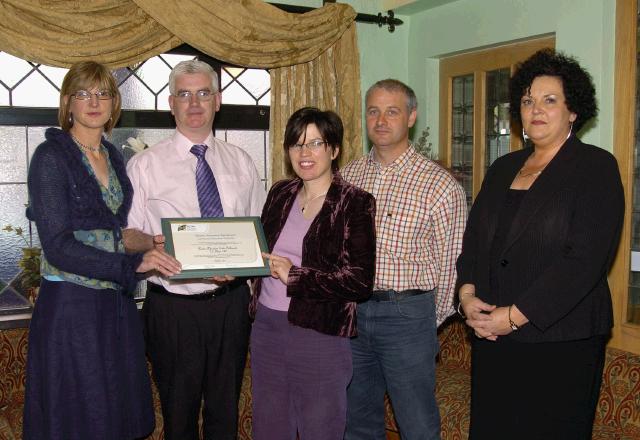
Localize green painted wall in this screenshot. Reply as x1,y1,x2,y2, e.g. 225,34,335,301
272,0,410,151
407,0,616,153
277,1,617,155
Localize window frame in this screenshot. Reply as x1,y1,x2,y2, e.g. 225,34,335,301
0,45,271,326
0,44,270,130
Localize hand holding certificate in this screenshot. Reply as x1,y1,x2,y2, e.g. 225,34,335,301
161,217,270,279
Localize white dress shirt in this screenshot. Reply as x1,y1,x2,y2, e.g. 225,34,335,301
127,130,266,295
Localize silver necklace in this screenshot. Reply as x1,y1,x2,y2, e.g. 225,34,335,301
71,134,101,152
301,191,327,213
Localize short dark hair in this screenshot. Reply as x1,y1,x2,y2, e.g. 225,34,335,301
283,107,343,172
365,79,417,112
509,48,597,133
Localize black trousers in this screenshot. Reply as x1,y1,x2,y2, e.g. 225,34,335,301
143,282,251,440
469,334,607,440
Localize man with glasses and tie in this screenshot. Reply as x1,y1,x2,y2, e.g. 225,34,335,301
124,60,266,440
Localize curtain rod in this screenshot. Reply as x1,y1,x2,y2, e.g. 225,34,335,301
269,3,403,33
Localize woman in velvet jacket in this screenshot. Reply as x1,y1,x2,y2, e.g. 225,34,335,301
249,107,376,440
457,49,624,440
23,61,179,440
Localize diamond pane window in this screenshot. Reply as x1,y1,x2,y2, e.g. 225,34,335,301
451,74,474,207
0,49,270,317
485,68,511,171
134,57,173,93
13,72,61,107
0,52,33,88
221,66,270,105
118,74,157,110
115,54,194,110
38,65,68,89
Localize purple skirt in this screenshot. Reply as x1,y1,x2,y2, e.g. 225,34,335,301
23,279,154,440
251,303,352,440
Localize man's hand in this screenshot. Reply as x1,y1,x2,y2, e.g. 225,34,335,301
123,228,157,253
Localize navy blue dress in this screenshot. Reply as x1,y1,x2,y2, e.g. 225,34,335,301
23,128,154,440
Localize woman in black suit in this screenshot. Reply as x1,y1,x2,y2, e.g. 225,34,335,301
457,49,624,440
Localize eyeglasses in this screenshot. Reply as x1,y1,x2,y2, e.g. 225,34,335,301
289,140,328,153
72,90,114,100
174,90,215,102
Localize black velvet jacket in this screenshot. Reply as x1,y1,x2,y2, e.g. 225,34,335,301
26,128,143,293
249,173,376,337
456,135,624,342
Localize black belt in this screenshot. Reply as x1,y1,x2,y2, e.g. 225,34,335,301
371,289,431,302
147,281,232,301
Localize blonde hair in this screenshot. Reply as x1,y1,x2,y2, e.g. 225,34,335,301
58,61,121,133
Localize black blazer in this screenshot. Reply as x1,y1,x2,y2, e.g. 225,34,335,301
249,172,376,337
456,135,624,342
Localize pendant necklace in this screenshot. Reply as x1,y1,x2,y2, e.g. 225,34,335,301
301,191,327,213
517,169,543,179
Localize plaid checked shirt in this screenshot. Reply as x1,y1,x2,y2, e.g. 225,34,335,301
341,145,467,326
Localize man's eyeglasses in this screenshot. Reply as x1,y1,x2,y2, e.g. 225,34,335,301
289,140,328,153
72,90,114,101
174,90,215,102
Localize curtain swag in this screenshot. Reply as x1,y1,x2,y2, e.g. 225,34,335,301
0,0,362,182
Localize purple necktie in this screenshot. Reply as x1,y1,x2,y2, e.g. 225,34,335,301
190,144,224,217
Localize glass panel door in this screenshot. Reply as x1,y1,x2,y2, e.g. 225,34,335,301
627,38,640,324
451,74,474,207
485,68,511,171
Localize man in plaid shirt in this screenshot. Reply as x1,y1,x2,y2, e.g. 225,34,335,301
342,79,467,440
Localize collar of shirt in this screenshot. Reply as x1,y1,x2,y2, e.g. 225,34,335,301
367,143,417,174
172,130,216,161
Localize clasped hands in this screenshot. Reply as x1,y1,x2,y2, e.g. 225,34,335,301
460,295,525,341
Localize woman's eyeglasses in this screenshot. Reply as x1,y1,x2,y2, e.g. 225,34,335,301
289,140,327,153
72,90,114,100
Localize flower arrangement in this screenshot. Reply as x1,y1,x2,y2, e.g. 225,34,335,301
414,126,437,160
2,224,41,294
124,136,148,153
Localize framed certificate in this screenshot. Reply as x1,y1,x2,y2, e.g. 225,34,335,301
161,216,270,279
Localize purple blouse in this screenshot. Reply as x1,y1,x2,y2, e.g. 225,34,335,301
259,195,313,311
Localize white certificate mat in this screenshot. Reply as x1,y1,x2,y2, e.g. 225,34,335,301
172,221,261,269
161,217,270,279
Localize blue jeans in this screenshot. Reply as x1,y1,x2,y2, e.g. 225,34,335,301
345,290,440,440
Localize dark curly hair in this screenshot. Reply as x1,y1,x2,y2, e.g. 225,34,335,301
509,48,597,133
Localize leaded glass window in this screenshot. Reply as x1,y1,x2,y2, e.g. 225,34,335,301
485,68,511,171
0,49,270,319
451,74,474,207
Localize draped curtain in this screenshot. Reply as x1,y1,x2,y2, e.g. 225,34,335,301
0,0,362,182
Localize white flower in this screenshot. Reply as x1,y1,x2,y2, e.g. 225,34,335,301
125,137,147,153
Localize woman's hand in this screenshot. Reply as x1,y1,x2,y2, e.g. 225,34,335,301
469,306,515,339
262,252,292,284
136,248,181,277
461,295,499,340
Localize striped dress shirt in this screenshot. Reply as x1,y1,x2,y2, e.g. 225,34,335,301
341,145,467,326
